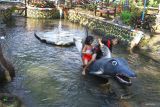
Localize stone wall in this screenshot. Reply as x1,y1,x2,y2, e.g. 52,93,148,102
68,10,144,48
27,6,60,19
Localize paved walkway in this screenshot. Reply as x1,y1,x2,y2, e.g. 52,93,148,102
139,34,160,63
0,1,24,9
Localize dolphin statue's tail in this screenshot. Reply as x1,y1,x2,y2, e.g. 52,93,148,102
74,37,84,53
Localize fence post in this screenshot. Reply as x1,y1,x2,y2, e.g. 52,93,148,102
24,0,27,17
158,4,160,14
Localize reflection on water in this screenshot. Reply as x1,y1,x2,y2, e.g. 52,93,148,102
1,17,160,107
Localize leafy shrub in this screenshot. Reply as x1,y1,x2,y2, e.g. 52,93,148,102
120,11,131,25
148,0,159,7
30,0,55,8
86,3,97,11
129,7,143,28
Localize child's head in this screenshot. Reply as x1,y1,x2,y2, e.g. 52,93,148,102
85,36,94,45
101,36,118,45
111,37,118,45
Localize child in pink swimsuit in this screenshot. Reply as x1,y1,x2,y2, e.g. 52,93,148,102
82,36,94,75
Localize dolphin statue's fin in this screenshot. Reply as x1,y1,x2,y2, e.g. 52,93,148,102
100,45,112,58
90,67,104,75
90,69,112,78
73,38,84,53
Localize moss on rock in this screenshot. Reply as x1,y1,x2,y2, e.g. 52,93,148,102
0,93,24,107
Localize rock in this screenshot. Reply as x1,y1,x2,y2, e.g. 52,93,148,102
0,24,6,29
0,93,24,107
35,31,75,46
0,44,15,82
0,65,6,82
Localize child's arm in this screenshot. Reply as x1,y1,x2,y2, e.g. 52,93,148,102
82,45,87,54
98,38,104,47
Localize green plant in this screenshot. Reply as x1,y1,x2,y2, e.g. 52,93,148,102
121,0,125,4
137,0,143,6
86,3,98,11
30,0,55,8
148,0,159,7
11,6,17,12
130,8,143,28
130,0,137,11
120,11,131,25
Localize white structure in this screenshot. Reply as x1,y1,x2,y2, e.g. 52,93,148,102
0,0,23,2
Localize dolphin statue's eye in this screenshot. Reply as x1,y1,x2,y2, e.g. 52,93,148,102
112,61,117,66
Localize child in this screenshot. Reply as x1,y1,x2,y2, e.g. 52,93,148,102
82,36,95,75
101,36,118,52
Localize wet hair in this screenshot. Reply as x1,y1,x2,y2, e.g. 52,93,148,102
101,36,118,44
101,36,109,44
84,36,94,45
110,36,116,40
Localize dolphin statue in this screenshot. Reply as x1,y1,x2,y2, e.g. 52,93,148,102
74,37,136,86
